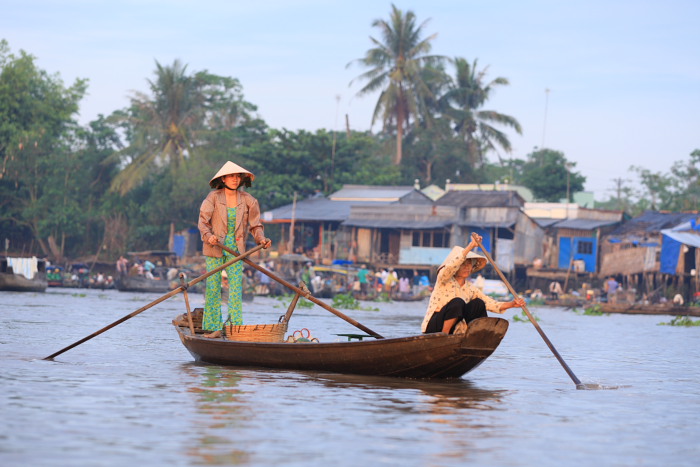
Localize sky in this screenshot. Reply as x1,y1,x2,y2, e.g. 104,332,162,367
3,0,699,201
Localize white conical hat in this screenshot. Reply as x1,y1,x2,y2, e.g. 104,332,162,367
439,246,488,273
209,161,255,188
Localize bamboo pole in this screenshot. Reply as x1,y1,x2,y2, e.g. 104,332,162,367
44,245,265,360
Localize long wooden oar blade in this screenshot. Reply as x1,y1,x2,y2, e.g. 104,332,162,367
218,244,384,339
472,234,583,388
44,244,264,360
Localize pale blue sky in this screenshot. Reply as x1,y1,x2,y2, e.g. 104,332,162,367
3,1,699,200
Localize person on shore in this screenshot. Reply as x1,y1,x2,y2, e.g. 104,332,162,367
198,161,271,336
116,256,128,275
549,280,563,300
422,233,526,334
357,265,369,295
604,276,619,303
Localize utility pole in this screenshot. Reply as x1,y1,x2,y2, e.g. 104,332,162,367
541,88,550,148
611,177,629,210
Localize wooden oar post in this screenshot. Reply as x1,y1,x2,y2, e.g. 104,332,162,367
179,273,196,335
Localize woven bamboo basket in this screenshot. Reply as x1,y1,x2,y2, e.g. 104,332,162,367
222,322,288,342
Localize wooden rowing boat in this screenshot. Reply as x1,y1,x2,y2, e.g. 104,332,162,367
172,315,509,379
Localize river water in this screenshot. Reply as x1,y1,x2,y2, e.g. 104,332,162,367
1,287,699,466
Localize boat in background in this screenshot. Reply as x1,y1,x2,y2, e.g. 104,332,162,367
0,256,48,292
115,250,183,293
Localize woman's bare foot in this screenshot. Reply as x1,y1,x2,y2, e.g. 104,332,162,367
203,330,221,338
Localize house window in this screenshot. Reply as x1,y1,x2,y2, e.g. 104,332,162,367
412,232,420,246
412,231,450,248
577,240,593,255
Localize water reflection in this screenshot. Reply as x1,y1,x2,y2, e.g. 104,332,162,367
181,364,251,465
308,373,510,463
310,373,509,411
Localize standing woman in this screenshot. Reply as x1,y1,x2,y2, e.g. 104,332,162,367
422,233,525,334
198,161,272,335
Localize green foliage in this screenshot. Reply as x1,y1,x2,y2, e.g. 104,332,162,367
332,293,380,311
274,294,314,309
583,304,605,316
4,32,699,264
512,310,539,322
373,292,393,303
348,4,446,165
520,148,585,202
658,315,700,327
0,40,92,259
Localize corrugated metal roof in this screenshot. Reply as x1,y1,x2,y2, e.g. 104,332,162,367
263,196,390,222
329,185,416,201
533,217,560,228
553,218,621,230
458,220,515,228
607,211,698,236
435,190,524,207
342,218,452,229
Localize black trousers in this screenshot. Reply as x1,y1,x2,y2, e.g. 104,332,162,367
425,297,487,334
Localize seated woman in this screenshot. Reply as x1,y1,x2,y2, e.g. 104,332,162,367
422,233,525,334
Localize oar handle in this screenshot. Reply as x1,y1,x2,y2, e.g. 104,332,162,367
217,244,384,339
471,233,582,386
43,244,265,360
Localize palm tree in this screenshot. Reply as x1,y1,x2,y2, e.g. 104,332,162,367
439,57,522,166
110,59,206,194
349,4,446,165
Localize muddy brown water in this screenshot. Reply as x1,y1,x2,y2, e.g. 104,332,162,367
1,288,699,466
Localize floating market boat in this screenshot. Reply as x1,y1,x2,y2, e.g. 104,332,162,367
172,312,509,379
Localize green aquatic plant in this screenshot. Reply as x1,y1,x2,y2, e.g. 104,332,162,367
71,293,87,298
373,292,393,303
332,293,379,311
274,294,314,309
512,310,540,322
571,304,607,316
583,304,606,316
658,315,700,327
528,297,546,306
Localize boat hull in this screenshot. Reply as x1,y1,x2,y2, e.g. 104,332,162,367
115,275,173,293
0,272,47,292
174,317,509,379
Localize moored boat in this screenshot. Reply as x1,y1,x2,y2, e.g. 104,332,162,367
597,302,700,317
173,315,509,379
0,256,48,292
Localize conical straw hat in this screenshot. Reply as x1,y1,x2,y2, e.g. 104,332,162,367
209,161,255,188
439,246,488,273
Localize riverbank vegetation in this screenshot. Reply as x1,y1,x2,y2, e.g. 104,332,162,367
1,5,698,263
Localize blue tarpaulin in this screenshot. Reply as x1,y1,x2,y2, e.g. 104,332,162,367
660,235,681,275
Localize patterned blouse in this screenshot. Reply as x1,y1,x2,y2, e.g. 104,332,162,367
421,247,504,333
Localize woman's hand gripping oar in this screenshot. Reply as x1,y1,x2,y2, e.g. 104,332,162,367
471,233,599,390
43,244,265,360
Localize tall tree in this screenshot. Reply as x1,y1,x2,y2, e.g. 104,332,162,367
520,149,585,202
349,3,446,165
439,58,522,166
0,40,88,257
110,59,257,194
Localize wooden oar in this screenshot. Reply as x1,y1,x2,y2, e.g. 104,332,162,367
43,244,265,360
471,234,587,389
217,244,384,339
